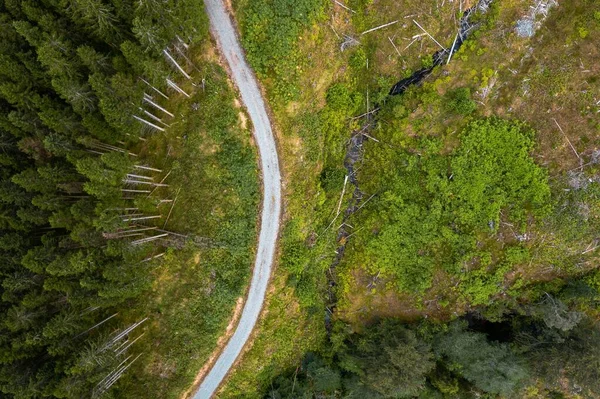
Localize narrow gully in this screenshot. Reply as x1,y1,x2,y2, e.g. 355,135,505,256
325,0,495,333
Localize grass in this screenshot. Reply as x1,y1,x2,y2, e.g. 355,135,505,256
166,0,600,396
106,38,260,398
209,0,492,396
335,0,600,328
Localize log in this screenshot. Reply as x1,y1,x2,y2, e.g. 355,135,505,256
132,115,165,132
163,49,191,80
362,20,399,35
412,19,446,50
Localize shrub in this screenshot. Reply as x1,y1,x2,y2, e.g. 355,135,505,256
445,87,477,115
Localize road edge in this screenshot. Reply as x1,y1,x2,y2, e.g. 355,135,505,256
191,0,283,397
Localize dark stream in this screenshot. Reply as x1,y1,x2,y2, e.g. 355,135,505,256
325,0,494,332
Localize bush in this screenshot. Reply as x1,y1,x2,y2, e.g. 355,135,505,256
363,118,551,294
444,87,477,115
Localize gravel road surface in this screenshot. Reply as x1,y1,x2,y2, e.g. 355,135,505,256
193,0,282,397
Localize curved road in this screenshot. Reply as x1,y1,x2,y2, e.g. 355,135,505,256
193,0,282,397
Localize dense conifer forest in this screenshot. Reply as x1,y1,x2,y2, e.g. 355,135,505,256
0,1,259,397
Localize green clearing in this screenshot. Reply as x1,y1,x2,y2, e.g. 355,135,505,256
339,0,600,324
219,0,600,397
218,0,477,396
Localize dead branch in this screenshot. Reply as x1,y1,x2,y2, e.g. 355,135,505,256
412,19,446,50
447,33,459,64
139,78,169,100
162,188,181,229
362,20,399,35
336,175,349,215
134,165,162,172
553,118,581,163
341,35,360,51
132,115,165,132
388,36,402,56
333,0,356,13
163,49,191,80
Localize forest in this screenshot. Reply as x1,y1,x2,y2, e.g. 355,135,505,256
0,0,260,398
3,0,600,398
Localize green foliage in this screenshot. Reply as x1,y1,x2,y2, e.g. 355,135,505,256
343,320,435,398
263,312,600,399
451,118,550,228
264,320,436,399
444,87,476,115
360,118,550,296
319,165,345,192
321,82,364,161
240,0,326,99
0,1,253,398
421,54,434,69
349,47,368,71
228,0,600,397
325,83,362,111
434,322,529,396
526,319,600,396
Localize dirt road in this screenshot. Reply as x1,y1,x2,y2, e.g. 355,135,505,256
193,0,282,397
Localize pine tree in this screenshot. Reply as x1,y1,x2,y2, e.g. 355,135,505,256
434,322,528,396
0,0,198,395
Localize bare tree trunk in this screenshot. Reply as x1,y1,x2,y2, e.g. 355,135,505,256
123,179,168,187
105,232,144,239
112,337,130,353
94,355,132,396
166,79,191,98
162,188,180,228
163,49,191,80
117,226,158,233
447,33,459,64
121,189,152,194
131,233,169,246
134,165,162,172
334,0,356,13
553,118,581,163
132,115,166,132
389,36,402,56
116,332,145,356
121,215,161,221
141,252,165,262
75,313,118,338
139,78,169,99
87,141,137,157
147,170,172,198
336,175,349,215
103,318,148,350
139,107,169,128
413,19,446,50
95,353,143,397
126,174,153,181
126,133,147,142
104,226,159,239
322,175,349,234
362,20,399,35
174,44,195,68
143,94,175,117
176,35,189,49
